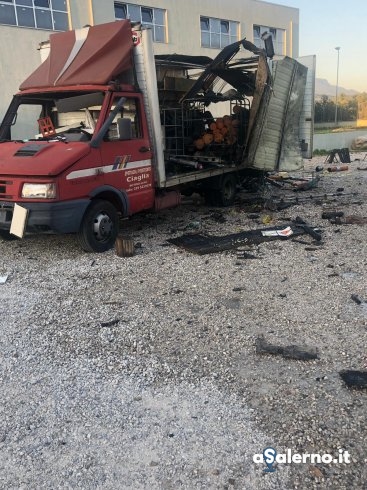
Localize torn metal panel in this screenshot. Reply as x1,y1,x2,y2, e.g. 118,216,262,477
277,59,308,171
179,39,267,103
245,57,308,172
155,54,213,69
210,68,257,96
168,225,304,255
244,56,272,155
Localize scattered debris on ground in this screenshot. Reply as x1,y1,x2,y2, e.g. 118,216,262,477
168,225,300,254
115,236,135,257
255,335,319,360
324,148,351,164
327,165,349,172
332,215,367,225
0,154,366,489
168,218,322,254
351,294,366,305
321,211,344,219
339,370,367,389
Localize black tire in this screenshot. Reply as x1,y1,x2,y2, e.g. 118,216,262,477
206,174,237,207
78,199,119,253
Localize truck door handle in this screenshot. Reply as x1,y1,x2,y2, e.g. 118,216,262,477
139,146,151,153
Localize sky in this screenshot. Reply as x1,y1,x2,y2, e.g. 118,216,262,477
264,0,367,92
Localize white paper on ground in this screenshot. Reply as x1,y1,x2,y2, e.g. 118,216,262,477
10,204,29,238
261,226,293,237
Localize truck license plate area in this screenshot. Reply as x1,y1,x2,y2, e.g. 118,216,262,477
0,209,12,223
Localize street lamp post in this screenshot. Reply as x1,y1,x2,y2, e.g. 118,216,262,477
335,47,341,126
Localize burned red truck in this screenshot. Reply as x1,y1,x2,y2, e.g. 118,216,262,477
0,20,314,252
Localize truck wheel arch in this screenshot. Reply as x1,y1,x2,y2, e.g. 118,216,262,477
89,185,129,216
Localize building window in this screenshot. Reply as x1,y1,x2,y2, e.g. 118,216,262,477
200,16,238,49
0,0,68,30
114,2,166,43
253,24,285,56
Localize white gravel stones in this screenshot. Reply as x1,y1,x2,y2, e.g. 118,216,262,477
0,154,366,488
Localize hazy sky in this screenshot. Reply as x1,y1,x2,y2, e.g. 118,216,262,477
265,0,366,92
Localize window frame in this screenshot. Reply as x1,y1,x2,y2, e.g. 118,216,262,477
200,15,238,49
253,24,285,56
114,2,166,43
0,0,68,30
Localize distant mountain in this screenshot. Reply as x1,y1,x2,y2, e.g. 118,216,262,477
315,78,359,97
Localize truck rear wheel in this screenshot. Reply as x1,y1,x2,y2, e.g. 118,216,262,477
205,174,237,207
78,199,119,253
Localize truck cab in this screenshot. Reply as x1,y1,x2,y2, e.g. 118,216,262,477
0,86,156,252
0,21,159,251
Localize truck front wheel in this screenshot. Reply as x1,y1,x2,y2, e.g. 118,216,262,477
78,199,119,253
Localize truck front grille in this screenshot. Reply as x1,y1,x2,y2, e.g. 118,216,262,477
0,180,13,199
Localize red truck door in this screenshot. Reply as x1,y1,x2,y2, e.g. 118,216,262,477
99,94,155,214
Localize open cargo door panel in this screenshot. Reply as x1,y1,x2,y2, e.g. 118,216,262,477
297,55,316,159
245,56,308,172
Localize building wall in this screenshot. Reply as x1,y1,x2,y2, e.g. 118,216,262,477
0,0,299,119
0,26,54,117
313,129,367,151
97,0,299,58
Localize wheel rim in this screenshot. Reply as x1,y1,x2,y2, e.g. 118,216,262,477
93,212,113,242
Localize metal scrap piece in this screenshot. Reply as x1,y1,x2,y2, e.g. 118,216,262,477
255,335,319,360
339,370,367,389
168,224,304,255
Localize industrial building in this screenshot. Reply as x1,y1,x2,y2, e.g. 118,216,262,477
0,0,299,117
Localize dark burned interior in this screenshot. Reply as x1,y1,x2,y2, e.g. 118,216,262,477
154,39,269,170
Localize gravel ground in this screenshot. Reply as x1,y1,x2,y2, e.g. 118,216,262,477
0,154,366,489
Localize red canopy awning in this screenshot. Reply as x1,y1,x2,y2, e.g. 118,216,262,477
20,20,133,90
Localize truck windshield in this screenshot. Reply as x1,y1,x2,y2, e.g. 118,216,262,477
0,91,105,142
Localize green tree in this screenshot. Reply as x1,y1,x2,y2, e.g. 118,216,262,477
314,94,358,123
356,93,367,119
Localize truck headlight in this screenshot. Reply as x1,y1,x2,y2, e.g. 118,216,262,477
21,183,56,199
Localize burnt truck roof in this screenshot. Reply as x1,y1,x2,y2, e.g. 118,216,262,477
155,39,267,102
19,20,134,90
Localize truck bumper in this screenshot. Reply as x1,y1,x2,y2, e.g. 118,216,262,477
0,199,90,234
